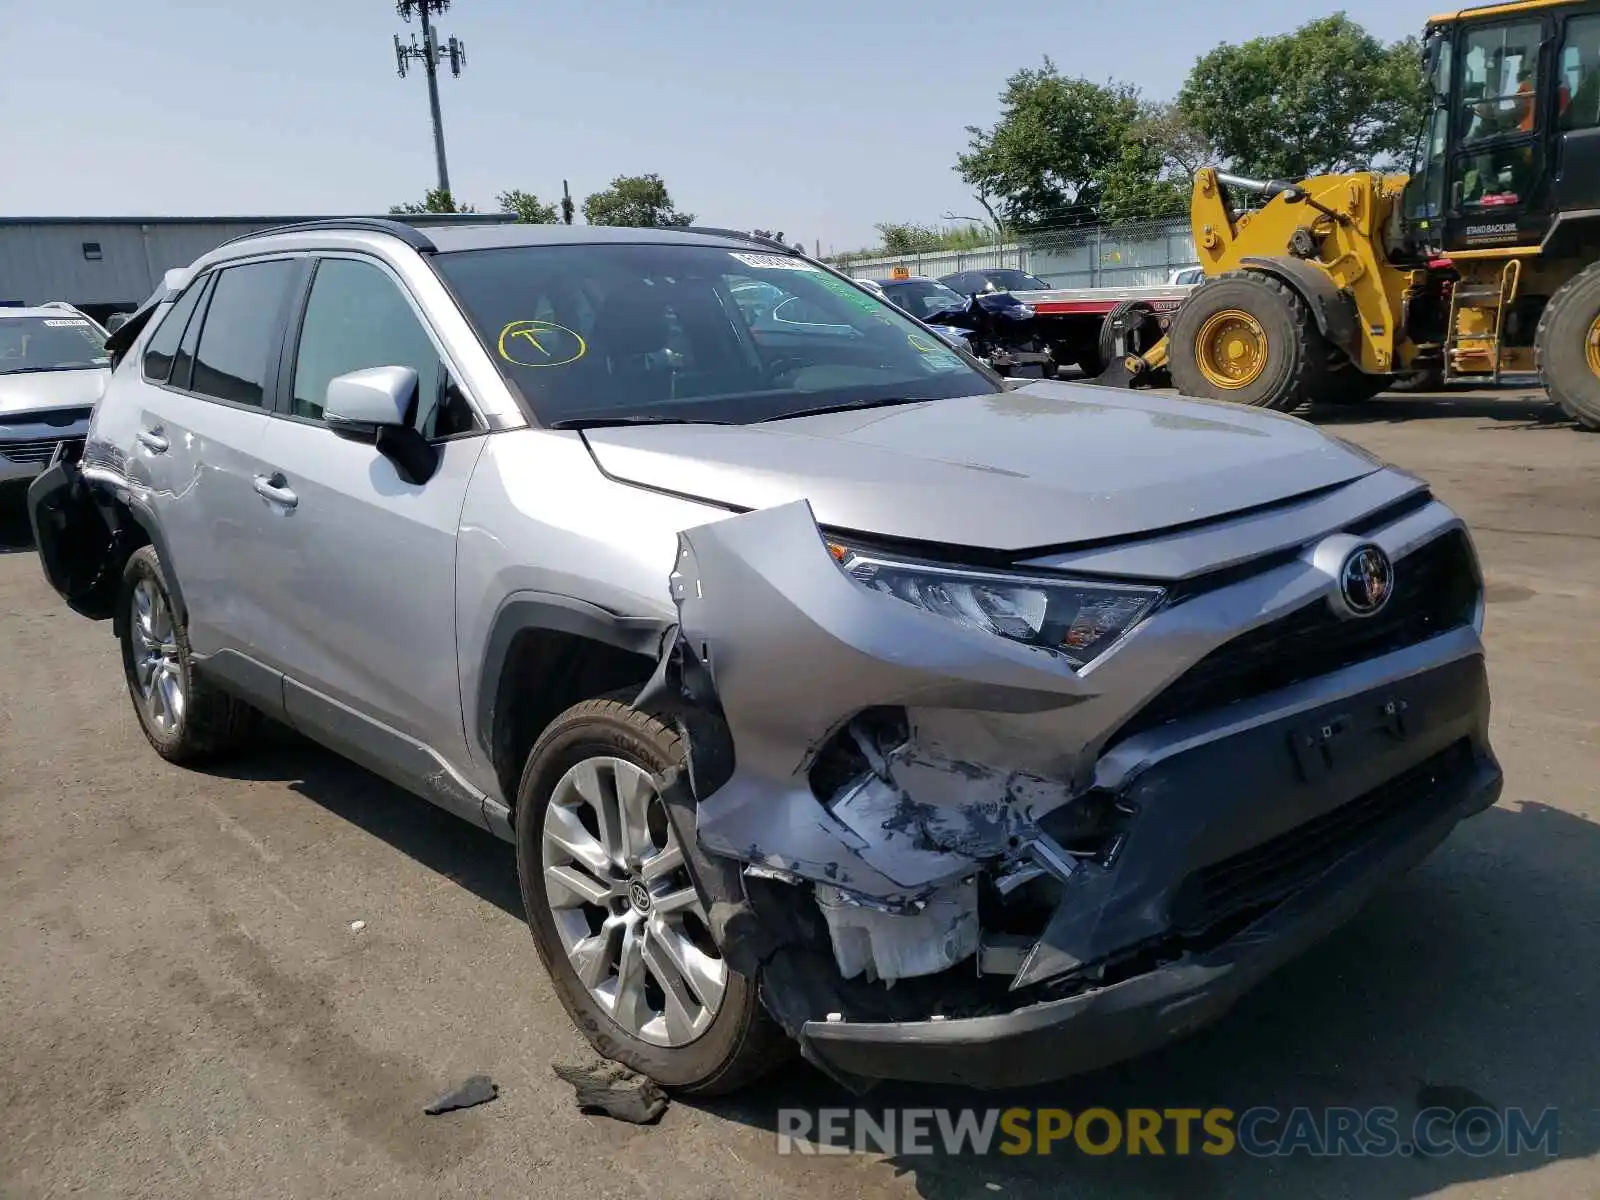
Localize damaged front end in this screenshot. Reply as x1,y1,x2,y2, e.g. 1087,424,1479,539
640,498,1501,1091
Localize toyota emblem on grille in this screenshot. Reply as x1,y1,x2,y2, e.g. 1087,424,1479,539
1340,544,1394,617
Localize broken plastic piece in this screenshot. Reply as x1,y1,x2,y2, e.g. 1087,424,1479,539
552,1060,669,1125
423,1073,498,1115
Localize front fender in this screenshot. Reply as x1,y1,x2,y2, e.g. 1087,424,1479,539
1240,255,1362,360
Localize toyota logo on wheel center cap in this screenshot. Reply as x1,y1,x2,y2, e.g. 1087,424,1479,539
1340,544,1395,617
627,879,652,914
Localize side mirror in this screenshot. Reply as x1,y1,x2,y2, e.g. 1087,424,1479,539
104,312,129,333
323,365,439,485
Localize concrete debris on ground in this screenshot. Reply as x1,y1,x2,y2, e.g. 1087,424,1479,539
423,1074,499,1115
553,1060,669,1124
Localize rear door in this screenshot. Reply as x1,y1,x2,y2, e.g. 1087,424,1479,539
250,253,488,770
131,256,302,682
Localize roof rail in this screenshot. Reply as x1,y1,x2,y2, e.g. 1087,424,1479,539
216,217,438,252
683,226,792,251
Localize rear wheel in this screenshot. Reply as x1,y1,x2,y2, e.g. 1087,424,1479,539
515,699,782,1095
1535,260,1600,430
1169,272,1328,411
117,545,256,764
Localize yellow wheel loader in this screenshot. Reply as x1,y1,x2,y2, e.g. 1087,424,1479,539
1103,0,1600,430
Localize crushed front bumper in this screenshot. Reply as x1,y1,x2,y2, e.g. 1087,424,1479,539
654,489,1496,1089
801,702,1500,1089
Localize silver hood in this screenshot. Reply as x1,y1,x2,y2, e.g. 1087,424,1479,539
582,382,1382,552
0,367,109,418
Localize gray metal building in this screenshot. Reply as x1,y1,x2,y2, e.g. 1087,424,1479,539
0,214,516,323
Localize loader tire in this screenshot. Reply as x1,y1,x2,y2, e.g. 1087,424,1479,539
1169,272,1328,411
1314,360,1395,406
1535,259,1600,430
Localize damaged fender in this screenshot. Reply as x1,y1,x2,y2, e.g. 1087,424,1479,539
660,499,1098,904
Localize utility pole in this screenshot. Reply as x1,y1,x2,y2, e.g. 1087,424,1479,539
394,1,465,198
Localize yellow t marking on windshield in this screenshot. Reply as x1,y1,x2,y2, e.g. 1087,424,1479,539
497,319,587,368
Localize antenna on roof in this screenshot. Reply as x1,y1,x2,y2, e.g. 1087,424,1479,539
392,1,465,198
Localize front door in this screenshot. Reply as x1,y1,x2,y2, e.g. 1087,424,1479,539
249,254,488,773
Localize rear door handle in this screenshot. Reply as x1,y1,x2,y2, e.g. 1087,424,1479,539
136,427,169,453
253,472,299,509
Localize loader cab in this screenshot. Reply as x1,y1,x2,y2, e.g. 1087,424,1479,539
1406,2,1600,257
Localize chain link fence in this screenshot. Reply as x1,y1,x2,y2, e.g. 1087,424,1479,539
836,217,1199,289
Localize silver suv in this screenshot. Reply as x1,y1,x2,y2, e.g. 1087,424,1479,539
1,303,110,489
28,219,1501,1096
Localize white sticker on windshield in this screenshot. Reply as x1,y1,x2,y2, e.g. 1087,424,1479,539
43,319,91,327
728,252,819,272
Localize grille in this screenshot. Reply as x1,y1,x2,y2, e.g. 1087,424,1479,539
0,406,94,429
1110,530,1480,746
1171,740,1473,931
1,435,85,464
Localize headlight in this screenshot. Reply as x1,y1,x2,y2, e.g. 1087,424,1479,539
1013,303,1036,318
825,542,1164,669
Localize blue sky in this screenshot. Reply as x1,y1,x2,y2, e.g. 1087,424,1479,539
6,0,1444,252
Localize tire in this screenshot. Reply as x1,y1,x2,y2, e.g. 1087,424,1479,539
1535,259,1600,430
1169,271,1330,411
117,545,256,764
1096,300,1162,372
514,699,783,1095
1314,361,1394,406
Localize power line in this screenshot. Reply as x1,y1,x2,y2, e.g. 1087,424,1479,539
393,1,466,197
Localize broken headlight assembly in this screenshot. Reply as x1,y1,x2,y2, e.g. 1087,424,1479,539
825,541,1164,669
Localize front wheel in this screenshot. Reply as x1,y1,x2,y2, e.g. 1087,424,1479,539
1535,260,1600,430
514,699,783,1095
1169,272,1329,411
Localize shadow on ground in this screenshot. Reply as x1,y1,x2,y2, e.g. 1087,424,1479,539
0,486,36,553
1308,392,1577,431
207,722,523,920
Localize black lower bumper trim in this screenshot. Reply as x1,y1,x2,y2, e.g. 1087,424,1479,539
799,754,1500,1089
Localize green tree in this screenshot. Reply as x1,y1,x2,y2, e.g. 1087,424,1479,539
581,174,695,227
496,189,560,223
874,222,942,254
956,59,1152,229
1178,14,1429,180
389,187,476,215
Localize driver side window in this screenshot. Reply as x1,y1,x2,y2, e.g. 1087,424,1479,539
291,257,478,438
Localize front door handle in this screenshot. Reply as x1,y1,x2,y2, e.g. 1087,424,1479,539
136,427,169,453
253,472,299,509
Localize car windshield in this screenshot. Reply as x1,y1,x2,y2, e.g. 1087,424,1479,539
432,243,996,425
0,315,109,375
983,270,1050,292
882,280,967,320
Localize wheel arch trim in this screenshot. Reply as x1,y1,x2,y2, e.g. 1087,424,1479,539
471,591,673,766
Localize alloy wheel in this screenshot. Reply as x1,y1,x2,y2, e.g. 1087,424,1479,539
130,578,185,734
540,756,728,1047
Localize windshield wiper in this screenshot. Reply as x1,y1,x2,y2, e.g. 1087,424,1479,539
550,415,732,430
0,365,96,376
763,396,944,422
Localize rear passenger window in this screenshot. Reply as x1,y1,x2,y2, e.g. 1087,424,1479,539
189,259,297,407
141,279,205,383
